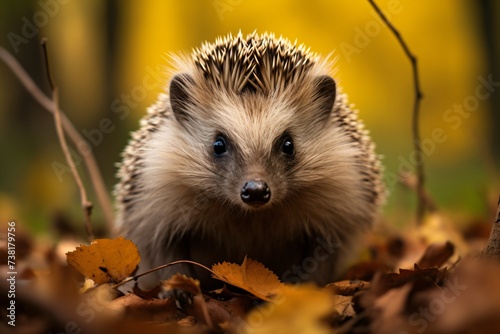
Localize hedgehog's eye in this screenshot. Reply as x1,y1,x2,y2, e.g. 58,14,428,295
213,135,228,156
282,136,294,156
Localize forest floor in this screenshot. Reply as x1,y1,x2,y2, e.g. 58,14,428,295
1,198,500,334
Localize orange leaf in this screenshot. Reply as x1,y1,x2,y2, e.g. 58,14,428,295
66,237,140,284
162,274,201,296
211,256,284,301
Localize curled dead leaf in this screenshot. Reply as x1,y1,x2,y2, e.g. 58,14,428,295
327,280,370,296
417,241,455,268
162,273,201,296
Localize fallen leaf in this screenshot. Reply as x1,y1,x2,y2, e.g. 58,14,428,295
358,265,445,312
212,257,284,301
344,260,388,281
163,274,213,327
133,283,162,300
327,280,370,296
240,284,336,334
66,237,140,284
106,293,180,323
431,257,500,333
162,273,201,296
334,295,356,319
393,213,467,271
384,266,442,289
370,283,413,334
416,241,455,268
198,294,254,324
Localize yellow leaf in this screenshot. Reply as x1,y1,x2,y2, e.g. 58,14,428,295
212,257,284,302
66,237,140,284
242,284,336,334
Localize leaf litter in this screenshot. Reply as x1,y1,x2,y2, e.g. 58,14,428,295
3,205,500,334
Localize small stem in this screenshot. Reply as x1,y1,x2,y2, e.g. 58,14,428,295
368,0,426,224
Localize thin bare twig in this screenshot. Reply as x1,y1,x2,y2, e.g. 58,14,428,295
482,196,500,257
398,172,437,212
41,39,94,241
112,260,217,288
0,46,114,231
368,0,426,224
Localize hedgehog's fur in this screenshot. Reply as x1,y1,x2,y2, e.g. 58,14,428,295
115,32,385,288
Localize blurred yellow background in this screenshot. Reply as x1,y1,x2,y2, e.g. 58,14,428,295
0,0,498,235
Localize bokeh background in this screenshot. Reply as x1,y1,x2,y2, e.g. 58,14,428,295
0,0,498,236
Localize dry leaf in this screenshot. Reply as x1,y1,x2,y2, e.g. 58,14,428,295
416,241,455,268
66,237,140,284
162,273,202,296
327,280,370,296
106,293,180,323
211,257,284,301
431,258,500,333
334,295,356,319
399,212,467,270
382,266,445,292
240,284,336,334
163,274,214,327
133,283,162,300
370,283,413,334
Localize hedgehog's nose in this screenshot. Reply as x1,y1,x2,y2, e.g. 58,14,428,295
241,179,271,205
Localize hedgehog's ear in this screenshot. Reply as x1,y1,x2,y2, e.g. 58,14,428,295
169,73,195,124
313,75,336,122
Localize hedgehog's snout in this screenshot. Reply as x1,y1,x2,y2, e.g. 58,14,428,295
240,179,271,206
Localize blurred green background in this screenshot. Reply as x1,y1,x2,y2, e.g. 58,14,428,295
0,0,498,235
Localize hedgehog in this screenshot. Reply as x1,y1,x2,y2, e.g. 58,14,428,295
114,32,385,288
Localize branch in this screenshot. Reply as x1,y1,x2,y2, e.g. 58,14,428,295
368,0,426,224
41,39,94,241
0,46,114,232
482,196,500,257
398,172,437,212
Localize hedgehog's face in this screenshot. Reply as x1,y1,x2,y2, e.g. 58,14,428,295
204,124,296,210
167,72,357,213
